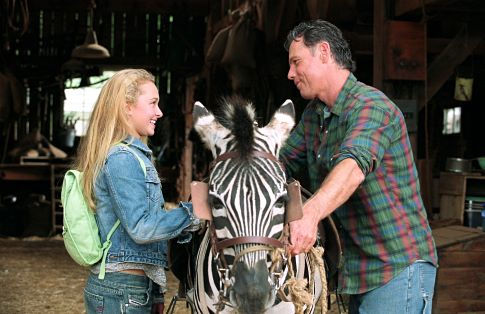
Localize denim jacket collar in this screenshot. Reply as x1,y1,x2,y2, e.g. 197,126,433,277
121,136,152,158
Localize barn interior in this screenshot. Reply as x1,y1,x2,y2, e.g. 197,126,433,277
1,0,485,313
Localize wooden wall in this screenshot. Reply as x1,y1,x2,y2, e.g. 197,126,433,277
434,232,485,313
1,6,205,172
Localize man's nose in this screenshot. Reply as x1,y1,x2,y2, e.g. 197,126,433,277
287,65,295,81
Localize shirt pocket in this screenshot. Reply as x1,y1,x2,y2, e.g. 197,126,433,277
145,167,162,203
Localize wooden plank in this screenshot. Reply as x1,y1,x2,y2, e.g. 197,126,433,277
435,224,483,234
439,172,466,195
430,218,462,229
176,76,197,202
433,225,484,248
426,25,482,105
436,268,485,286
341,30,485,55
28,0,209,15
439,236,485,251
306,0,330,20
394,0,459,17
384,21,426,80
439,195,465,222
373,0,385,90
435,300,485,313
435,284,485,300
438,251,485,267
0,164,50,181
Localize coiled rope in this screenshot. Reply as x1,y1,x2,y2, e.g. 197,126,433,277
272,247,327,314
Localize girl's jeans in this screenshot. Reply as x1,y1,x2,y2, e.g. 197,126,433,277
84,272,154,314
349,260,437,314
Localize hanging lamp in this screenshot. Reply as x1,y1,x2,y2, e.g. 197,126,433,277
71,0,110,59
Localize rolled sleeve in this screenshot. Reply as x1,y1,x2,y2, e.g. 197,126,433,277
333,104,396,176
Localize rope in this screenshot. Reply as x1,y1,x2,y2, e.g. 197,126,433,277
272,247,328,314
308,247,327,314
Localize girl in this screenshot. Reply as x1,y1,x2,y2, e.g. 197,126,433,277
76,69,198,313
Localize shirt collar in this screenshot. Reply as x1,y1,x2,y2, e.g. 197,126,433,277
312,73,357,119
122,136,152,157
331,72,357,116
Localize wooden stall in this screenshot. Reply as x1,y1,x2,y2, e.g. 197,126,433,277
433,225,485,313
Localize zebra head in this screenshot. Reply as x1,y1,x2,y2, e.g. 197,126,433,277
193,97,295,313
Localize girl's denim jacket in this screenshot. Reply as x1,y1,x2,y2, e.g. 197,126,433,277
94,137,195,268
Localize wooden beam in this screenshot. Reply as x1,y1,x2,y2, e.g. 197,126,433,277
306,0,330,20
426,26,482,105
28,0,209,15
373,0,386,89
177,76,197,202
394,0,459,17
344,31,485,55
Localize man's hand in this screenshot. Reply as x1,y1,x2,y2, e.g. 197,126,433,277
289,199,321,255
287,159,365,255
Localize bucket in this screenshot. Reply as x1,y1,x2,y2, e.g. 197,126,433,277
56,128,76,148
446,157,472,173
464,208,482,228
482,210,485,231
454,77,473,101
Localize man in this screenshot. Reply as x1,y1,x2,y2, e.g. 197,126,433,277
280,20,438,313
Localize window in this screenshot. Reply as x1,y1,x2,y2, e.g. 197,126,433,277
442,107,461,135
63,71,116,136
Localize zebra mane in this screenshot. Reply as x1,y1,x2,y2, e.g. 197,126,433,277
216,96,255,159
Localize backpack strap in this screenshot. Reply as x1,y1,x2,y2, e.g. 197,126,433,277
98,220,121,279
118,143,147,176
98,143,147,279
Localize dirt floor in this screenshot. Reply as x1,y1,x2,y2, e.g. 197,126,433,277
0,236,191,314
0,237,344,314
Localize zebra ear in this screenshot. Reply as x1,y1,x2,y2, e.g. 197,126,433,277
263,99,296,142
193,101,231,157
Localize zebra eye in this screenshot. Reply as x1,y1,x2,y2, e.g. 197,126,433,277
274,196,286,208
211,198,225,210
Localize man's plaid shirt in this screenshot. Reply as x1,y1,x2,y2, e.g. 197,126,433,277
280,73,438,294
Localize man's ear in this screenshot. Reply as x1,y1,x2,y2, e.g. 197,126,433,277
318,41,331,64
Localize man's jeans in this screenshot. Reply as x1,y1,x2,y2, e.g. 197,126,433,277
349,260,437,314
84,272,153,314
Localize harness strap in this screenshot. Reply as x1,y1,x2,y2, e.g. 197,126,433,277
216,236,284,250
232,244,273,266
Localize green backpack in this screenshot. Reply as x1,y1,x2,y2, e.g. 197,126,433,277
61,144,146,279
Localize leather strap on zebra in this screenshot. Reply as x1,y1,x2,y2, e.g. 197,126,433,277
273,247,327,314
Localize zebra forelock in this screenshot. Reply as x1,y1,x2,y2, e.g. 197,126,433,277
216,96,256,160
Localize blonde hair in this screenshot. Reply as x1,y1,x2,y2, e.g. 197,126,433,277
75,69,155,210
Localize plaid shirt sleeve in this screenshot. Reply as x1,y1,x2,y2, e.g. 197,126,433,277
279,113,308,179
333,102,397,176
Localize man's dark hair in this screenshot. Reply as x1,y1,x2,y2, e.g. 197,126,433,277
284,20,356,72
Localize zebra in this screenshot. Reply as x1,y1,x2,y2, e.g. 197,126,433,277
185,96,323,314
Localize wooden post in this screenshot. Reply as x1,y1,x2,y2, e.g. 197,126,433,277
177,76,197,202
373,0,386,90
